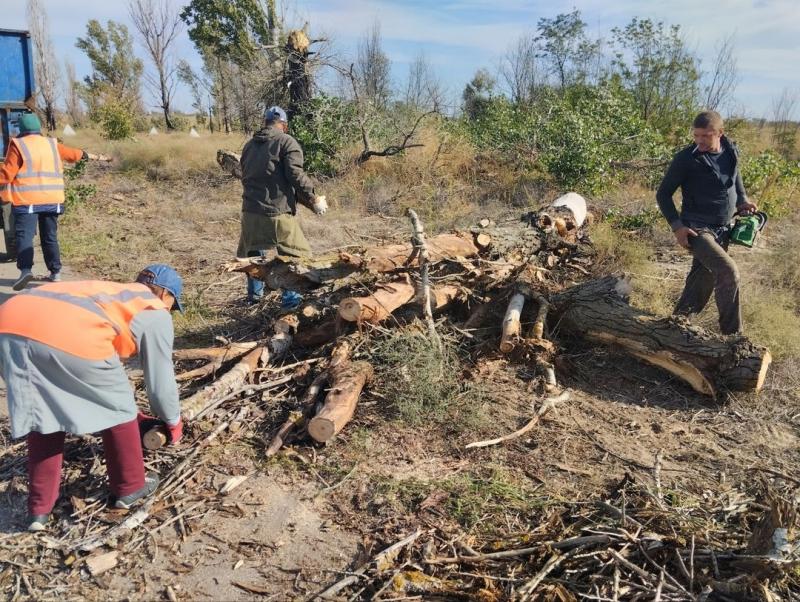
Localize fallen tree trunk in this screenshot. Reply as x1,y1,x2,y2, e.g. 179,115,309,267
308,361,374,442
550,276,771,395
339,281,416,323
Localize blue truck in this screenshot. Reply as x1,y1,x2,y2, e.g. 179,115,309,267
0,28,36,258
0,28,36,156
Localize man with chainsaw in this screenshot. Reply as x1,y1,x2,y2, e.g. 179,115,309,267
0,264,184,531
656,110,759,335
237,105,328,304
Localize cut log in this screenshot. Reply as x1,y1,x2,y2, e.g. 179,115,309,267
182,346,267,420
475,232,492,249
217,149,242,179
143,427,168,451
550,276,771,395
430,285,463,311
269,314,299,358
308,360,374,442
500,293,526,353
265,342,352,456
342,233,480,273
339,282,416,323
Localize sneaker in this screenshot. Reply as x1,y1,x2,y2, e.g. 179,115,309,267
46,272,61,282
27,514,50,532
114,473,160,510
12,270,33,291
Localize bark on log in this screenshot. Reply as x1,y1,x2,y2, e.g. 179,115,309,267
308,360,374,442
550,276,771,395
500,293,526,353
339,282,416,323
341,233,479,273
182,346,267,420
294,317,345,348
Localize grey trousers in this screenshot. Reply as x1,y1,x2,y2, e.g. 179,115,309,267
674,230,742,335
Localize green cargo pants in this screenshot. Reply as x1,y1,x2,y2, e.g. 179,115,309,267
674,229,742,335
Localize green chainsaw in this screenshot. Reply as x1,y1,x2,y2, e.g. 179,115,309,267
730,211,768,248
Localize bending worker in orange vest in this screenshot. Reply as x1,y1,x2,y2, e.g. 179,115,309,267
0,264,184,531
0,113,101,290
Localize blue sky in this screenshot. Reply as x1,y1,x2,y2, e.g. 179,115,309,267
4,0,798,118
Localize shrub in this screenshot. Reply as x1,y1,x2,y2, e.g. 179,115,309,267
739,150,800,218
291,95,360,176
459,84,670,194
95,101,134,140
63,158,97,212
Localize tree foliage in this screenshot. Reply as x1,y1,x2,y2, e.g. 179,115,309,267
536,10,600,89
610,18,699,135
76,19,143,116
180,0,270,65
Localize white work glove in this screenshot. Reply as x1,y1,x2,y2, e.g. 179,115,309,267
312,195,328,216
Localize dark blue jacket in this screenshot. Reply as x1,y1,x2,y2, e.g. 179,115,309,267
656,136,748,229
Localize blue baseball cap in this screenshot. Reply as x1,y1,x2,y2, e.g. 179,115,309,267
136,264,184,312
264,105,287,123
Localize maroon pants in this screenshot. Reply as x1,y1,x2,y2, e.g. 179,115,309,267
27,418,145,515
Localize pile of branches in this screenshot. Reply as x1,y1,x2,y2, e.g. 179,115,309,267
316,478,800,600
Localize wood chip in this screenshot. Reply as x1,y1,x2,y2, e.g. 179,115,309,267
86,551,119,577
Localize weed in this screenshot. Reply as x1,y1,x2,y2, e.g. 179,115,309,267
371,326,483,428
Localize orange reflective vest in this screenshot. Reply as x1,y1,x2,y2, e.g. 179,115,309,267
0,281,169,360
0,135,65,206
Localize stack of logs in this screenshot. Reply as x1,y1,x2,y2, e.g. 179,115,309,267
147,195,771,451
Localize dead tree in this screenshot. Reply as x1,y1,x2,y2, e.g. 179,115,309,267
27,0,60,131
127,0,183,130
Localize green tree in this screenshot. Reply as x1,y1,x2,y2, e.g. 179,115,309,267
462,68,496,120
536,10,600,89
611,18,699,135
180,0,271,65
75,19,143,115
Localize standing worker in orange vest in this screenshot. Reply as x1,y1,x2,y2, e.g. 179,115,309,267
0,264,184,531
0,113,102,290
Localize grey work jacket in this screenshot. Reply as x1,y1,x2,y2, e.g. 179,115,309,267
240,127,316,217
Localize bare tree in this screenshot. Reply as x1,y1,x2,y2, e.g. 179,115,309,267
499,34,540,104
26,0,60,131
356,21,391,110
404,51,444,112
771,87,799,157
704,34,739,112
127,0,183,129
63,60,85,126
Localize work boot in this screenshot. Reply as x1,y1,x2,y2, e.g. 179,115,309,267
0,253,16,263
45,271,61,282
114,473,159,510
12,270,33,291
27,514,50,532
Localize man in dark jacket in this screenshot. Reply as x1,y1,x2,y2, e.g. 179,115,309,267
237,106,327,303
656,110,758,335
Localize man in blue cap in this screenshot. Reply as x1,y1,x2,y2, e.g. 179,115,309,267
0,113,103,290
237,105,328,304
0,263,184,531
